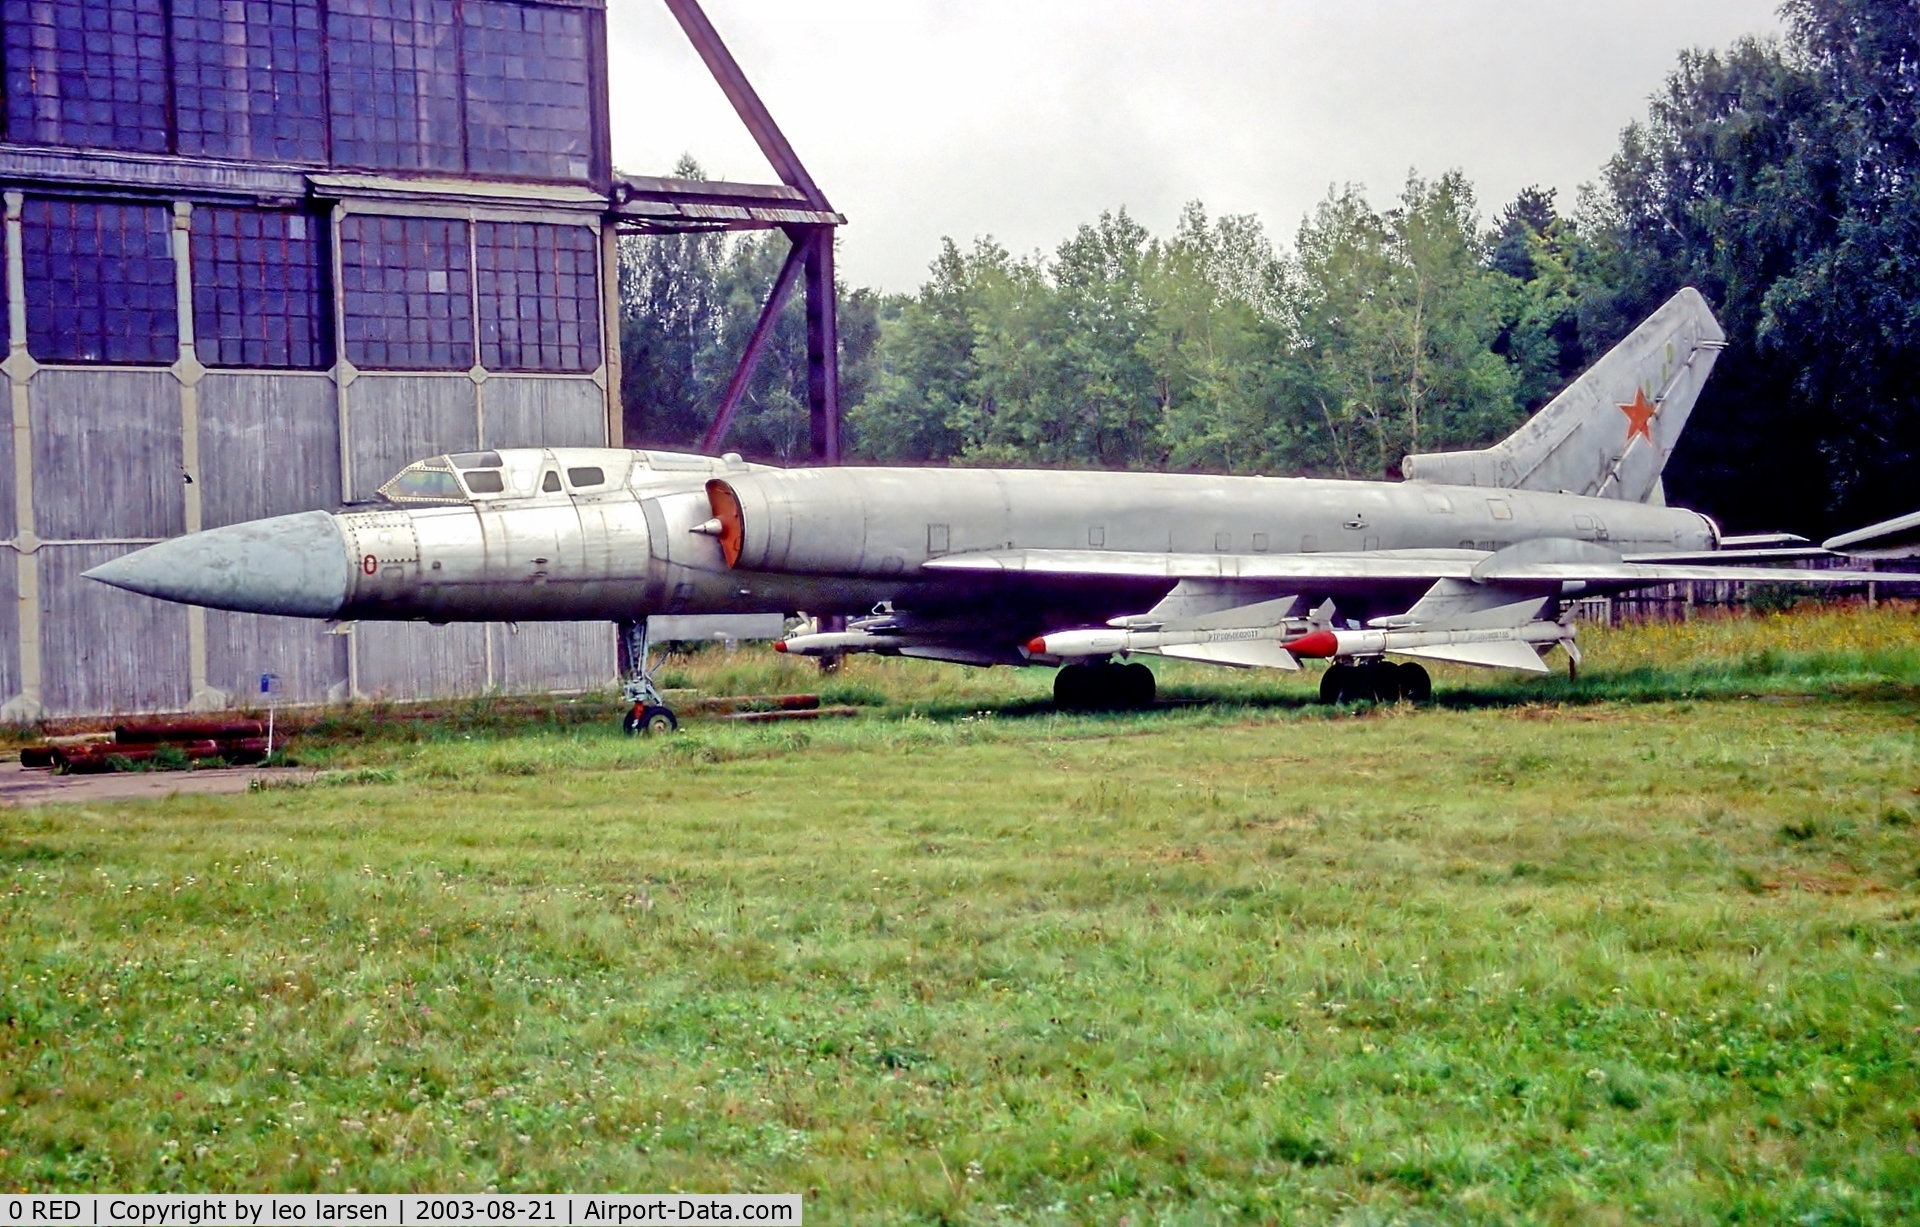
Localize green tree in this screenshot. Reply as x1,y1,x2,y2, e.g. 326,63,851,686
844,240,979,463
1583,1,1920,532
618,156,725,448
619,157,879,462
1288,174,1520,478
1146,204,1293,474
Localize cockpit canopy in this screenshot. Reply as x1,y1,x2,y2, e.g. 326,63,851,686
378,453,504,505
376,448,740,506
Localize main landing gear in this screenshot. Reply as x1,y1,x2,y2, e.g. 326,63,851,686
618,619,679,735
1053,660,1157,712
1319,659,1431,705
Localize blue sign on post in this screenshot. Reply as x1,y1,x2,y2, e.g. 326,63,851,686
259,674,281,758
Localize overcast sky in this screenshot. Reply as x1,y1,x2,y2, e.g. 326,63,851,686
607,1,1785,293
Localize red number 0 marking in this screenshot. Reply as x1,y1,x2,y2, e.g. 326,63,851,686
362,554,378,575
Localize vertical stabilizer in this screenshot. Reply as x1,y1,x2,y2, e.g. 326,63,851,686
1401,288,1725,502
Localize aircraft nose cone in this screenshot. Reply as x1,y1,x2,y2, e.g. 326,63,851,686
83,510,351,617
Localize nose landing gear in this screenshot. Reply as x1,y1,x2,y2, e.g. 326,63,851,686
618,619,679,735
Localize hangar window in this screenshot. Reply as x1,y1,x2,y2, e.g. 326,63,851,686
325,0,463,173
565,467,604,488
460,0,593,182
172,0,328,162
2,0,171,152
21,198,177,364
191,207,331,369
474,222,601,373
338,214,473,370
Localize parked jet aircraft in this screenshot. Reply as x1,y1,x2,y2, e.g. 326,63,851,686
88,289,1900,729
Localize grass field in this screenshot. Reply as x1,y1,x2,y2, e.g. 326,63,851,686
3,605,1918,1223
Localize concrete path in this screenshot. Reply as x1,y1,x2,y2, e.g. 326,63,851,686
0,760,315,806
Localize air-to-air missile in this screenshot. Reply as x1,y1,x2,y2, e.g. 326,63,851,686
88,288,1909,728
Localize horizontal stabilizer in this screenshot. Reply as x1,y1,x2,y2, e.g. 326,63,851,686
1629,547,1837,565
1393,640,1552,674
1825,509,1920,560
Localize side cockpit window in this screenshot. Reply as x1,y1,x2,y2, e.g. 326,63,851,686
566,467,605,488
450,452,507,497
542,471,562,493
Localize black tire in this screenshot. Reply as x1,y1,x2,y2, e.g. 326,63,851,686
1320,663,1352,705
1054,664,1090,711
1122,662,1156,709
1397,662,1432,703
640,705,678,735
1346,666,1377,704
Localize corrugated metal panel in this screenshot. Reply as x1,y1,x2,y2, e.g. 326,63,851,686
206,612,347,708
345,375,480,501
0,371,14,539
31,369,184,539
41,544,191,715
353,621,489,702
492,620,614,694
197,374,351,706
199,372,341,523
480,376,606,449
0,542,19,706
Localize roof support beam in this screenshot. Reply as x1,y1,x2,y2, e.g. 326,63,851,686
660,0,833,212
659,0,840,464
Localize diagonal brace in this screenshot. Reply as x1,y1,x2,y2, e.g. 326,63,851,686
701,232,808,455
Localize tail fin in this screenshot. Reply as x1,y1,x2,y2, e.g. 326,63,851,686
1402,287,1725,503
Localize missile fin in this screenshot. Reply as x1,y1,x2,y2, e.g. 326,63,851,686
1155,641,1301,671
1392,640,1553,674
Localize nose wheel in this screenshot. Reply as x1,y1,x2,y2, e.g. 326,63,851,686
618,619,679,735
623,704,679,736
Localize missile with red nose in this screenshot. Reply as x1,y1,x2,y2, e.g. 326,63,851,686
1026,625,1299,659
1281,621,1571,662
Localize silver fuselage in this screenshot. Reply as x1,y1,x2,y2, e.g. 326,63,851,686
88,447,1721,633
331,452,1716,623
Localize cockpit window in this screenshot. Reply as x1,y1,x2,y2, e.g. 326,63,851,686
448,451,503,471
566,467,605,488
379,464,466,505
462,470,506,495
542,471,562,493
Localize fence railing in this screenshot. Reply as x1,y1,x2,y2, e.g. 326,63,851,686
1566,557,1919,626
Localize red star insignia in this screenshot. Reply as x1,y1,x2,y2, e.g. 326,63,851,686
1619,388,1658,444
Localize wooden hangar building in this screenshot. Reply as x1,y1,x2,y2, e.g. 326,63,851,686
0,0,841,718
